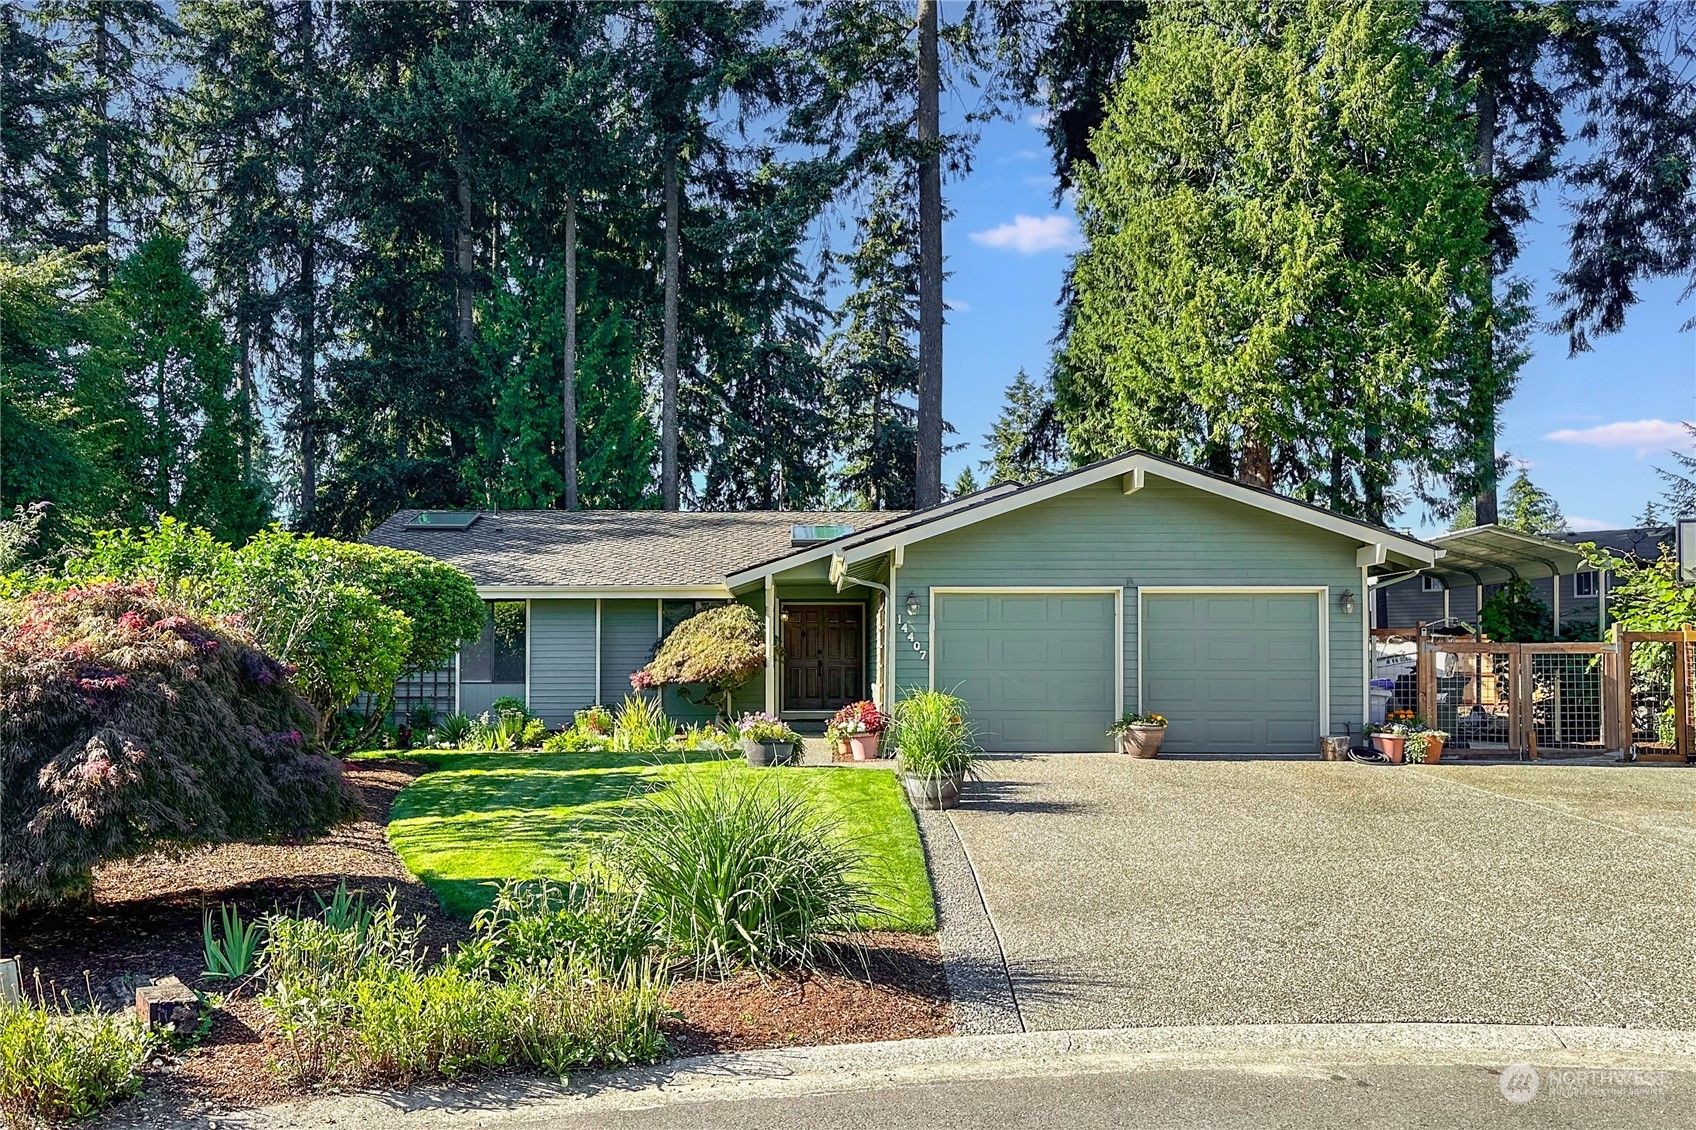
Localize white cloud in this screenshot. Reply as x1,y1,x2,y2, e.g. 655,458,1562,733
1026,110,1052,128
968,213,1081,255
945,298,971,313
1568,515,1613,532
1544,418,1690,456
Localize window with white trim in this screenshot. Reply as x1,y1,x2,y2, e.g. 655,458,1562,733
1573,571,1599,598
1421,575,1442,592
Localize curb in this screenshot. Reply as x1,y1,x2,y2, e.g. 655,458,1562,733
221,1024,1696,1129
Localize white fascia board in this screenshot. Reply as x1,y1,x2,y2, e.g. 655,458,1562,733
475,584,730,600
839,453,1436,567
1356,544,1389,568
725,543,843,590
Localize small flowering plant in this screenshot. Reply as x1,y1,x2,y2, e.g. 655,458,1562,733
1107,710,1168,735
735,711,802,745
1367,709,1417,736
830,700,888,736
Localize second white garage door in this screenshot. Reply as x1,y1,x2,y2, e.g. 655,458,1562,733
1140,591,1323,755
932,590,1118,752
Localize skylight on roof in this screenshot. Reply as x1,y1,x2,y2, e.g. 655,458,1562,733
404,511,480,530
791,523,854,546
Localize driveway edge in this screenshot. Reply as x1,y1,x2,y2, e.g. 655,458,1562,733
913,805,1023,1034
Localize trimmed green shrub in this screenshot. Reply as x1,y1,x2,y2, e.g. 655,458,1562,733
632,604,765,718
0,583,359,913
520,717,549,747
0,976,158,1126
615,773,879,975
56,522,485,744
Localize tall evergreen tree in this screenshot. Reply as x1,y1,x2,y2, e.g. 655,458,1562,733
980,368,1064,485
1500,468,1568,536
1058,0,1492,523
826,183,920,510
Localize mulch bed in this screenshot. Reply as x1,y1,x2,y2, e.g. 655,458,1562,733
3,758,952,1119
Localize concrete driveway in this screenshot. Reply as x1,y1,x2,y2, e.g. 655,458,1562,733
947,756,1696,1032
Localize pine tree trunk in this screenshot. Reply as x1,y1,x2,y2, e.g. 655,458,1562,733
1471,81,1499,527
1237,431,1273,490
914,0,944,510
562,192,580,510
454,135,475,346
155,355,169,509
661,145,681,510
296,0,317,530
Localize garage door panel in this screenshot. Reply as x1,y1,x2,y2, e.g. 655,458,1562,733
1143,593,1321,755
934,591,1117,752
938,595,989,622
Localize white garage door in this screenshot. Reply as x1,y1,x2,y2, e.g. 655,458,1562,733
932,590,1118,752
1140,592,1322,755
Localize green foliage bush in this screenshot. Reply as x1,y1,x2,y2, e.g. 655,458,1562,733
1478,578,1553,642
633,604,765,717
453,878,657,977
0,583,359,912
48,520,484,743
258,886,667,1087
614,773,878,976
0,979,158,1127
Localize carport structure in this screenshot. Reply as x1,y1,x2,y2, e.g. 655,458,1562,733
1393,525,1590,634
1370,525,1622,757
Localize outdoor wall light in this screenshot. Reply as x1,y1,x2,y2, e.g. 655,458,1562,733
1338,589,1357,616
904,591,921,616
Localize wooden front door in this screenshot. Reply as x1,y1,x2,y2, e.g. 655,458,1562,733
783,604,864,712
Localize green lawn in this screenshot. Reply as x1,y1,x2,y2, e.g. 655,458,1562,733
385,751,936,932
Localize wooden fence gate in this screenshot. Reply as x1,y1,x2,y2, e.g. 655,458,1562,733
1412,639,1618,759
1616,630,1696,763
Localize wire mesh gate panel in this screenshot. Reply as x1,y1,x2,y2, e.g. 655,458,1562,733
1618,631,1694,763
1418,640,1617,757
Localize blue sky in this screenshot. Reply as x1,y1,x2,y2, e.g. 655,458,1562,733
936,106,1696,536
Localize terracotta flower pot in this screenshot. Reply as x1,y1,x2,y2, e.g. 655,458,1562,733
835,739,851,760
1371,734,1406,764
1422,736,1444,763
1118,726,1165,758
848,733,880,761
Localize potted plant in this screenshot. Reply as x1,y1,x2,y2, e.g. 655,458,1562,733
1367,710,1415,764
831,700,889,761
824,720,852,760
1406,725,1449,764
1108,710,1168,757
892,690,976,809
736,712,800,767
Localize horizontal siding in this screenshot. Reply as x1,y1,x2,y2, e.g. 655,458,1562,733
460,681,526,719
1379,575,1602,634
893,477,1368,739
601,599,660,708
528,599,596,727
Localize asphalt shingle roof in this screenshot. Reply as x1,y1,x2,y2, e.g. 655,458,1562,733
365,509,906,588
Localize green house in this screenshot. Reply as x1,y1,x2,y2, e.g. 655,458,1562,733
368,451,1435,754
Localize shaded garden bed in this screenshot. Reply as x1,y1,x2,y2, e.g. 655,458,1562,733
5,759,951,1121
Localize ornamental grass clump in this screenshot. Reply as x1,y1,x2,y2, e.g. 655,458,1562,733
0,974,158,1127
0,582,360,913
892,690,977,780
614,772,879,976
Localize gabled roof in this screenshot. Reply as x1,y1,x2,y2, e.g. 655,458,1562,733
1560,525,1673,560
366,508,904,590
727,449,1436,587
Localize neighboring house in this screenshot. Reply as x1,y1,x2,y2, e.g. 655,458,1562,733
368,450,1436,754
1375,525,1673,636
